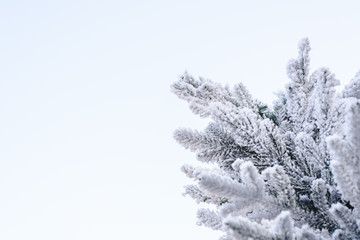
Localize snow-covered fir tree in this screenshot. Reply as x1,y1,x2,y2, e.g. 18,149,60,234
171,39,360,239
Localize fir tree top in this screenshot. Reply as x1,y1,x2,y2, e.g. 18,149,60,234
171,39,360,239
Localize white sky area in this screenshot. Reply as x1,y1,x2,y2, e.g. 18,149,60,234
1,1,360,239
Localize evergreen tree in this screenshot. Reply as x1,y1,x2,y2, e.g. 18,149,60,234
171,39,360,239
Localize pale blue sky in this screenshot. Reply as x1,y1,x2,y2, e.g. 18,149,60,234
1,1,360,240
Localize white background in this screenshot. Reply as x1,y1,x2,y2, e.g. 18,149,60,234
1,1,360,239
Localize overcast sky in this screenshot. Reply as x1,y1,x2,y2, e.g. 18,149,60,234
1,1,360,240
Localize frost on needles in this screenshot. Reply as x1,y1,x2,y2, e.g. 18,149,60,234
171,39,360,239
